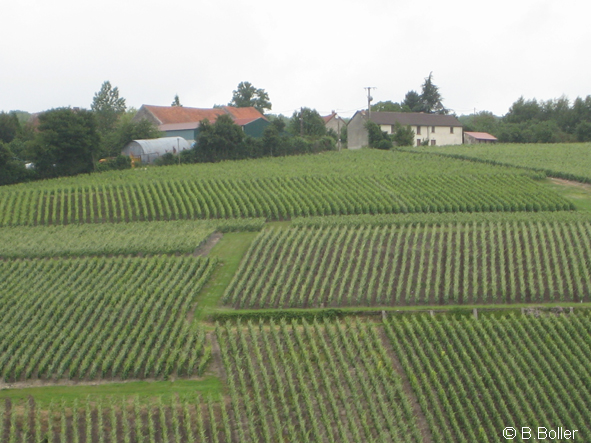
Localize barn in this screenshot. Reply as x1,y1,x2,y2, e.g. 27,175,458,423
121,137,191,164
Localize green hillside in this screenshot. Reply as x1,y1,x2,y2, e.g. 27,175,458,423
1,147,590,442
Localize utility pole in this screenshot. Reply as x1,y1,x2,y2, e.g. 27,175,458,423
364,87,376,117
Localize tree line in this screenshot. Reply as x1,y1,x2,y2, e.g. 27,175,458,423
461,96,591,143
0,81,343,185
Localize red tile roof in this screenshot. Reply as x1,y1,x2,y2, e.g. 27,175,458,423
141,105,225,125
464,131,498,141
139,105,267,128
322,112,337,123
224,106,267,120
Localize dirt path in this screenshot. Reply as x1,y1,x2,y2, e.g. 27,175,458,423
549,177,591,191
194,233,223,257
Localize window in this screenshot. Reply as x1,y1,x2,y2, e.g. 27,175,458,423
431,140,436,146
417,139,421,146
431,126,435,133
450,126,454,134
416,126,421,135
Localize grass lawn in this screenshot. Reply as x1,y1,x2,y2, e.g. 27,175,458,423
193,231,259,322
543,178,591,212
0,377,223,408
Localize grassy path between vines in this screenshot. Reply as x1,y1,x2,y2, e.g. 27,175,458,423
0,377,223,408
193,230,260,322
544,177,591,212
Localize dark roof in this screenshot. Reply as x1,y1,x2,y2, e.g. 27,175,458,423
369,111,462,127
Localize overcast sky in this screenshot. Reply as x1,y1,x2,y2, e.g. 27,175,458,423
2,0,590,118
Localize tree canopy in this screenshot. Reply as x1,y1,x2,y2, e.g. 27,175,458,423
28,108,100,178
91,81,126,135
0,112,20,144
420,72,448,114
288,108,326,137
171,95,182,107
371,101,404,113
229,81,272,114
370,74,448,115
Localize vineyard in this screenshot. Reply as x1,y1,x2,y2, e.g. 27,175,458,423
0,173,572,227
0,256,214,382
224,219,591,308
0,218,264,259
403,142,591,183
1,146,591,442
386,314,591,442
1,150,531,190
2,315,590,442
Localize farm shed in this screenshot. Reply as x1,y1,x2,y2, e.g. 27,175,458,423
121,137,190,164
134,105,270,143
464,131,498,144
348,110,463,149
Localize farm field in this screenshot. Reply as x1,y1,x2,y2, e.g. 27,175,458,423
224,218,591,308
402,142,591,183
1,150,533,190
2,314,590,442
0,218,264,259
0,173,572,227
0,256,214,383
2,146,591,442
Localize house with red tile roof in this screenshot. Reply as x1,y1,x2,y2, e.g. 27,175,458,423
134,105,269,143
321,111,347,135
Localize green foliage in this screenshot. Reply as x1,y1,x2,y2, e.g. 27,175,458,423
0,255,215,382
490,94,591,143
0,219,217,258
229,81,271,114
107,110,162,156
193,115,246,162
211,309,343,323
0,111,20,143
371,100,404,112
27,107,100,178
0,217,263,259
0,141,31,185
420,72,448,114
402,90,423,112
576,121,591,142
459,111,500,134
154,152,178,166
226,219,591,308
404,142,591,184
91,80,126,135
364,119,392,149
95,154,132,172
391,122,415,147
171,94,182,107
293,210,591,229
288,107,326,137
387,314,591,441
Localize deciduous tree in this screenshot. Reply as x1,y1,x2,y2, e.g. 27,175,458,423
288,108,326,137
28,108,100,178
229,81,272,114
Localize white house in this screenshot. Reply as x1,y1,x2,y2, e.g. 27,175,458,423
347,111,463,149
